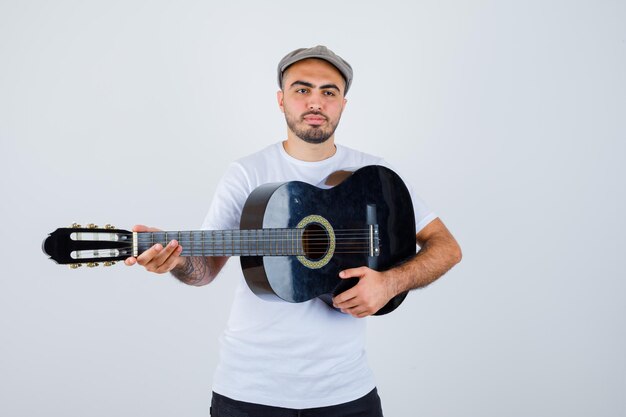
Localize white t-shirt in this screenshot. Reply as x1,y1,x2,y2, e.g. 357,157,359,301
202,142,436,409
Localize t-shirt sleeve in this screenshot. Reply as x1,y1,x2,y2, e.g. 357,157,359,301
377,159,437,234
201,162,252,231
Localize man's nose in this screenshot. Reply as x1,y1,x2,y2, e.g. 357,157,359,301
307,94,322,110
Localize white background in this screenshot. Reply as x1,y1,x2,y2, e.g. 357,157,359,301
1,1,624,416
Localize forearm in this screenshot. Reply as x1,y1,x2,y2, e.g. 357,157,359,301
386,234,462,296
170,256,216,287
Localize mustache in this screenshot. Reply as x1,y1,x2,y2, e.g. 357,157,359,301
301,111,328,119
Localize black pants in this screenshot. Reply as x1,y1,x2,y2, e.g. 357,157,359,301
210,388,384,417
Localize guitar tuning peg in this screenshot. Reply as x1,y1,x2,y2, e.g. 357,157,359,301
69,263,83,269
103,261,116,267
71,223,81,228
87,223,98,229
104,224,115,230
86,262,99,268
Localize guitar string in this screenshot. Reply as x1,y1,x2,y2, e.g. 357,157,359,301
112,234,374,240
75,230,386,256
76,238,380,245
121,228,374,235
132,231,375,237
85,241,373,248
132,232,373,237
100,229,373,234
133,237,374,242
79,237,376,244
82,232,376,243
127,236,376,243
83,236,374,242
78,239,380,250
76,238,380,247
78,241,376,255
77,234,379,245
76,247,369,254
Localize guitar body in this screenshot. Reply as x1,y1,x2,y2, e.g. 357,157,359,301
239,165,416,315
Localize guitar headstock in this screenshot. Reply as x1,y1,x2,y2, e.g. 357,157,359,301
43,223,133,268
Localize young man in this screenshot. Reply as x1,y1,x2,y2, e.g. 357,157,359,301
125,45,461,416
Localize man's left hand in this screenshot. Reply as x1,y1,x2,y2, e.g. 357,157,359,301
332,267,396,318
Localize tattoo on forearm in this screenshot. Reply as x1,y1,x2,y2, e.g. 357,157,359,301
171,257,210,286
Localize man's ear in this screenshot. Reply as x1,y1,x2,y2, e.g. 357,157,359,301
277,90,285,113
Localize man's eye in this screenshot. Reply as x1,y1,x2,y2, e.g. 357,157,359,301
296,88,308,94
323,91,336,96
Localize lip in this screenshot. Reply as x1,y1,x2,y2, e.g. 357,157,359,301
303,115,326,125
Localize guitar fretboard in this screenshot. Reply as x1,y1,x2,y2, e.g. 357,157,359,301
136,229,306,257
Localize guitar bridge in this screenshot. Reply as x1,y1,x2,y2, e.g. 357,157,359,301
367,204,380,259
370,224,380,257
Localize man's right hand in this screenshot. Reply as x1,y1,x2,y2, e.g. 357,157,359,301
124,224,185,274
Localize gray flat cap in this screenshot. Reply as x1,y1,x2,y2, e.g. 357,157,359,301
277,45,353,94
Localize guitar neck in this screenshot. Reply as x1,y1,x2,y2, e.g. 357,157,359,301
136,229,306,257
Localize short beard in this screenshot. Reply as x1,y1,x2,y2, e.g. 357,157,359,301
285,111,340,144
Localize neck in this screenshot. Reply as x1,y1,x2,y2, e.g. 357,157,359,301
136,229,306,257
283,134,337,162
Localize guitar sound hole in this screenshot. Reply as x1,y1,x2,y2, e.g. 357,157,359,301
302,223,329,260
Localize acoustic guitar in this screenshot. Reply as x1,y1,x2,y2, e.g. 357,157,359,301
43,165,416,315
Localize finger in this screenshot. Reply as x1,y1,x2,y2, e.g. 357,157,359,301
342,299,362,311
137,241,180,272
339,266,369,279
124,257,137,266
150,240,182,266
132,224,163,232
132,224,149,232
342,305,367,318
355,310,371,318
141,241,179,272
333,290,358,307
136,243,166,266
342,302,371,317
153,244,184,273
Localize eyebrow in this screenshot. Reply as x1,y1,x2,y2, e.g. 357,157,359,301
290,80,341,92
